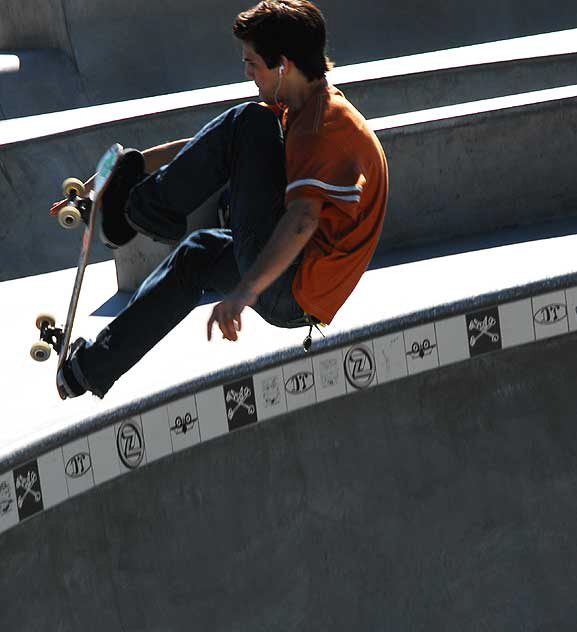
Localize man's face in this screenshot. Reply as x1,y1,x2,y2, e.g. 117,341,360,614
242,43,282,104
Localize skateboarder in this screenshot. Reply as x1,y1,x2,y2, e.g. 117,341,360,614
54,0,389,399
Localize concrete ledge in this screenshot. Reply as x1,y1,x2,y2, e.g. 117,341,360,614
4,231,577,471
3,234,577,628
2,28,577,141
375,85,577,250
0,50,88,119
2,85,576,283
2,34,577,281
116,85,577,290
2,0,577,109
0,54,19,73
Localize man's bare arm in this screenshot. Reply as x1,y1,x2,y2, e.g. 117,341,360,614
238,197,321,297
207,197,322,341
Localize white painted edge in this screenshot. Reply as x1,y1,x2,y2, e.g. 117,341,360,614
1,28,577,146
369,84,577,131
0,55,20,74
2,282,575,537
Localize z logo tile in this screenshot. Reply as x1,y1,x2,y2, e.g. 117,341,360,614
13,461,43,521
117,421,145,470
466,307,502,357
344,345,376,389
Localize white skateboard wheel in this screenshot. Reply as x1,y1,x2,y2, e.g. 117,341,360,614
30,341,51,362
58,205,82,229
62,177,85,197
35,313,55,330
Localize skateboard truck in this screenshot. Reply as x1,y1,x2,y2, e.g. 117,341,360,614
29,144,124,399
30,314,64,362
57,178,92,230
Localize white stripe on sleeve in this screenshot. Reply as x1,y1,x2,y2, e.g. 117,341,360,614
328,194,361,203
286,178,363,195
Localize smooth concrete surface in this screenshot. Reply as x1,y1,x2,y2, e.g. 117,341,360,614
118,85,577,289
3,293,577,629
374,86,577,250
1,0,577,115
3,28,577,119
0,54,19,73
0,50,89,119
3,231,577,470
2,84,576,282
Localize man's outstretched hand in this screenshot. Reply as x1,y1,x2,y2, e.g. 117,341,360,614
207,287,258,342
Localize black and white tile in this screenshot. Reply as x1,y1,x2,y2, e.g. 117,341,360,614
283,358,317,411
223,377,258,431
343,342,377,392
532,291,569,340
62,438,95,498
313,351,347,402
13,460,43,522
4,284,577,538
167,395,202,452
404,323,439,375
0,472,18,535
254,367,287,420
115,417,147,473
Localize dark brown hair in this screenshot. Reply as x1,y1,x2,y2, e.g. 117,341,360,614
233,0,333,81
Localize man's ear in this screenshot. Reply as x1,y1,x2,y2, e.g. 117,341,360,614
279,55,290,74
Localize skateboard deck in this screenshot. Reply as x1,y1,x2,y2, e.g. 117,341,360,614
30,143,125,399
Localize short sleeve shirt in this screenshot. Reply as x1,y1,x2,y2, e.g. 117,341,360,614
271,83,388,324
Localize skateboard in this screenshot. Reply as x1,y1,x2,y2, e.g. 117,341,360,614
29,143,125,399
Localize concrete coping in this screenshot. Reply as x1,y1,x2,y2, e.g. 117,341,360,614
1,27,577,146
3,237,577,538
4,232,577,474
0,54,20,74
370,84,577,131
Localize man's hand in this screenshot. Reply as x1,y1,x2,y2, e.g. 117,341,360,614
206,197,321,342
207,286,259,342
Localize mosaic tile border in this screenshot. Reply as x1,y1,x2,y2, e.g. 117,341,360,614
2,286,577,537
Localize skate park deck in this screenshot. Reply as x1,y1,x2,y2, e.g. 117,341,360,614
1,0,577,116
3,231,577,629
3,12,577,627
2,29,577,282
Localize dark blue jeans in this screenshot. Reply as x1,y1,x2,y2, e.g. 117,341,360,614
74,103,307,397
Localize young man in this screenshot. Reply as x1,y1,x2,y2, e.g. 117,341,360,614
54,0,389,399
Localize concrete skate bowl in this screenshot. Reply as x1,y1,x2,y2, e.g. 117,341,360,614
1,0,577,116
3,273,577,630
2,80,577,282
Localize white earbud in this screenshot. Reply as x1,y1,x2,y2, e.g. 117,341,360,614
279,64,285,74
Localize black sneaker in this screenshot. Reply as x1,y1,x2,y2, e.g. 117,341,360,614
99,149,146,249
56,338,89,400
125,201,188,245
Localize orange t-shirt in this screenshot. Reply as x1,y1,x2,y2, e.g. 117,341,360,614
281,82,388,324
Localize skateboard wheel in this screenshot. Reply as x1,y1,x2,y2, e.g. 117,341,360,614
58,205,82,229
30,341,51,362
35,313,56,330
62,177,85,198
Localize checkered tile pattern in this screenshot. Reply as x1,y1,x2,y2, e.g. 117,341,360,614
1,288,575,536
